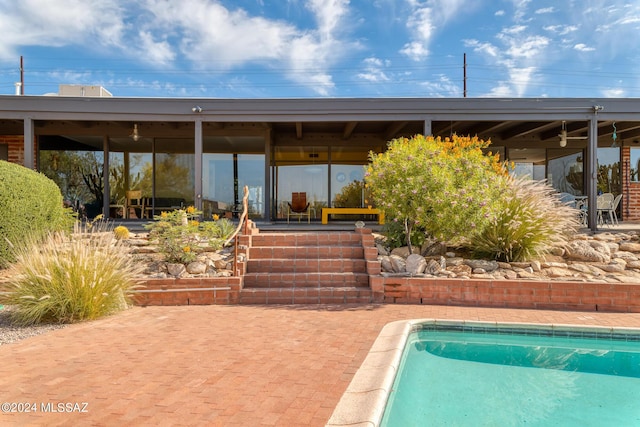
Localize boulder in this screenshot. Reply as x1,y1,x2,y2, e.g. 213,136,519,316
389,255,406,273
564,240,610,263
406,254,427,275
390,246,420,258
619,242,640,253
447,264,472,276
464,259,499,272
167,263,186,277
425,258,443,275
186,261,207,275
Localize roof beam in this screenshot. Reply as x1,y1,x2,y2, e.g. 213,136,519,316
384,121,408,140
295,122,302,140
342,121,357,139
499,121,556,140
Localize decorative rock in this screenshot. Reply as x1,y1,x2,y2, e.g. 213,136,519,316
214,259,228,270
186,261,207,275
619,242,640,253
497,262,512,270
390,246,420,258
530,260,542,272
592,262,626,273
425,259,443,275
380,256,394,272
376,244,389,256
517,270,537,279
447,264,472,276
389,255,406,273
166,263,186,277
626,260,640,269
406,254,427,275
464,259,499,272
504,270,518,280
421,241,447,257
615,251,640,261
542,261,568,269
445,257,465,267
565,240,610,263
473,268,487,274
589,240,611,257
543,267,573,278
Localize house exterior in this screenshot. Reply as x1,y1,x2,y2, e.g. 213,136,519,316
1,92,640,230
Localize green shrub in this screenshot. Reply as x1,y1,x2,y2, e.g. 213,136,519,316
365,135,508,251
1,222,143,325
145,206,235,264
468,177,580,262
0,161,75,268
382,220,427,250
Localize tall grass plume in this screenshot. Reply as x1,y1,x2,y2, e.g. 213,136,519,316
1,222,143,325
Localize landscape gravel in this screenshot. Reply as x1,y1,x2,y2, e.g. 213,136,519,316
0,307,67,346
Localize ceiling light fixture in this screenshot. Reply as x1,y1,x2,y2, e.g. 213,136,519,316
130,124,141,142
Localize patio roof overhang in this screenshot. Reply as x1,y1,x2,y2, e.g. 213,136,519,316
2,95,640,230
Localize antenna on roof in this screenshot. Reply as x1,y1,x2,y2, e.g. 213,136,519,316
19,56,24,95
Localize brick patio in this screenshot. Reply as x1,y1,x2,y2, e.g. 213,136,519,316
1,304,640,426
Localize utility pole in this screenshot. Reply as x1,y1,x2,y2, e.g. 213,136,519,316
463,53,467,98
20,56,24,95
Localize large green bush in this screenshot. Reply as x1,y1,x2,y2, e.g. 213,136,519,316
365,135,507,251
2,223,143,325
0,161,74,268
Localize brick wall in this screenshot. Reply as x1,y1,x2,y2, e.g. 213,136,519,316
0,135,25,165
133,277,242,306
370,276,640,313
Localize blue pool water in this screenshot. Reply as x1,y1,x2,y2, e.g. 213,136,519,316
381,325,640,426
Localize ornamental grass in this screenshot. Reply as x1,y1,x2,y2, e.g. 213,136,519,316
468,176,581,262
2,222,143,326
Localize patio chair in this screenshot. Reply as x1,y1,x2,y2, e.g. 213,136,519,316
125,190,145,219
287,192,311,223
610,194,623,224
596,193,615,226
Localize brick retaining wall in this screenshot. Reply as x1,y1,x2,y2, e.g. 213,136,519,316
370,276,640,313
132,277,242,306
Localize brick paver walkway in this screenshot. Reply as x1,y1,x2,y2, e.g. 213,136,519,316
2,304,640,426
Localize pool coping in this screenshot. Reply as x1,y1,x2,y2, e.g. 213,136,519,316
325,319,640,427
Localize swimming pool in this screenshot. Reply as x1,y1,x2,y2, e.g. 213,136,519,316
326,320,640,427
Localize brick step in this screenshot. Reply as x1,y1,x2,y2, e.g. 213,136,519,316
248,246,364,260
239,286,375,305
243,272,370,288
246,258,366,274
250,232,361,247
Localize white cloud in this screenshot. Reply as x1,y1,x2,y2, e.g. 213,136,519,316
574,43,595,52
400,0,471,61
535,7,554,14
0,0,125,59
419,75,460,97
602,88,625,97
356,57,390,82
495,10,505,16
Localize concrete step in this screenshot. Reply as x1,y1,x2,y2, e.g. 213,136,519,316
239,286,375,304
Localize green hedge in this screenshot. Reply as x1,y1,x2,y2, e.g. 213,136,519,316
0,161,73,268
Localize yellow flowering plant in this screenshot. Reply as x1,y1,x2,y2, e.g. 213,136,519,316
145,207,235,264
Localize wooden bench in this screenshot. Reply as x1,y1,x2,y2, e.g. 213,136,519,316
321,207,385,224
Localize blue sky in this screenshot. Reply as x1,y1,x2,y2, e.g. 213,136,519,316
1,0,640,98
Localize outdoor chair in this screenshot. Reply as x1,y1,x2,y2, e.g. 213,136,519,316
125,190,145,219
287,192,311,223
596,193,615,226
